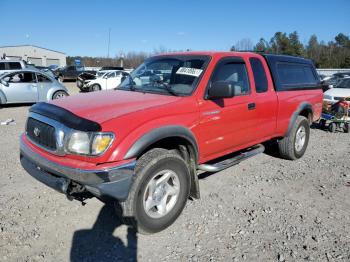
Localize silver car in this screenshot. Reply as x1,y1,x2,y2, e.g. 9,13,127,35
0,69,68,104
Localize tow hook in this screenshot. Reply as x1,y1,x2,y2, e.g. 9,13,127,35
65,181,92,205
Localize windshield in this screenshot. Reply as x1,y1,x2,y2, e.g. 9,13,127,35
118,55,210,96
96,71,108,77
335,78,350,89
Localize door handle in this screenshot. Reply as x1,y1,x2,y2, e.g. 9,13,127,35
248,103,256,110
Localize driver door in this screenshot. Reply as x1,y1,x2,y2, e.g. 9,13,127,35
198,58,258,159
2,72,38,103
105,71,118,89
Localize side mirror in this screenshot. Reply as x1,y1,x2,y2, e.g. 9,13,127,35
0,79,9,87
207,81,235,99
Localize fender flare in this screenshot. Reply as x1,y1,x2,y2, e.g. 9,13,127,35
124,125,199,161
124,125,201,199
286,102,313,136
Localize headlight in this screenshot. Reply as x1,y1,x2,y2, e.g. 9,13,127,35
67,131,114,156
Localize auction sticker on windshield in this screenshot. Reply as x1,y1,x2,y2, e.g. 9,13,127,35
176,67,203,77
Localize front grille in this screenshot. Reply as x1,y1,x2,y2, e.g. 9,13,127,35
26,117,56,150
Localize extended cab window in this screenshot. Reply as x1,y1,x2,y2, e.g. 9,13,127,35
250,58,268,93
277,63,318,87
211,61,250,96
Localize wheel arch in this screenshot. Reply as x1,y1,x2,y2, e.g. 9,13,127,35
124,125,200,199
47,88,68,101
286,102,313,136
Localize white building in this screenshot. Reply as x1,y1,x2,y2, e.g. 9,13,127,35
0,45,66,67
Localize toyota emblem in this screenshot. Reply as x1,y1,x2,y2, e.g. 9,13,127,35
33,127,41,137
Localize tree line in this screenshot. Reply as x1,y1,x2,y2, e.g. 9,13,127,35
231,32,350,68
66,51,149,69
67,32,350,69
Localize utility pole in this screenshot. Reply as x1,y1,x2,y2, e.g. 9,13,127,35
107,28,111,58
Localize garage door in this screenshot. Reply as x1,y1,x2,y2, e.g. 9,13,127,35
46,58,60,66
28,57,42,66
6,56,22,60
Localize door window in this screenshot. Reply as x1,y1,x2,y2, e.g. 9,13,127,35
7,72,36,83
37,73,52,83
107,72,116,78
210,61,250,96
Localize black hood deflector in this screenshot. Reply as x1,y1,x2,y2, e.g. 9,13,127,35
29,102,101,132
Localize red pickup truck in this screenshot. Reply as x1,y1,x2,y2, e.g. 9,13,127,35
20,52,323,234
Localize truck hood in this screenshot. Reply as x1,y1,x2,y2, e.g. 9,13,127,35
50,90,182,123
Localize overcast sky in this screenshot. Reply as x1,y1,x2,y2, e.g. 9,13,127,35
0,0,349,57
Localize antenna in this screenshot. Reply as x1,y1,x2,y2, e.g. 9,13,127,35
107,28,111,58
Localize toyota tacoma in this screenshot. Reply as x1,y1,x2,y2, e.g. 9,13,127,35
20,52,323,234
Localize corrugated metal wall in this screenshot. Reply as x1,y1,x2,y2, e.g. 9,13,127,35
0,45,66,66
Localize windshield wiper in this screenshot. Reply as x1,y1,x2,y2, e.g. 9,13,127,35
156,81,179,96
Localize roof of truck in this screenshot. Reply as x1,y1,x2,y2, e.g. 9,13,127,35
153,51,312,63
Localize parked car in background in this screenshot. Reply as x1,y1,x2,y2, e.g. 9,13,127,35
77,70,129,92
0,69,68,104
322,72,350,88
323,77,350,103
100,66,124,71
55,65,96,82
0,60,27,75
35,66,57,79
48,64,59,71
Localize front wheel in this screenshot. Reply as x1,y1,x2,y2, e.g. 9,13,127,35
278,116,310,160
52,90,68,100
90,84,101,92
116,148,190,234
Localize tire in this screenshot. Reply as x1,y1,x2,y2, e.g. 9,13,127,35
328,122,336,133
90,84,101,92
52,90,68,100
278,116,310,160
344,123,349,133
115,148,190,234
319,119,326,129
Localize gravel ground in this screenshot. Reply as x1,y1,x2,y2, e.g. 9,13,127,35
1,83,349,261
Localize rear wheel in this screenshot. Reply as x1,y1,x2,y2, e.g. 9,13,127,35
328,122,336,132
344,123,349,133
278,116,310,160
90,84,101,92
115,148,190,234
52,90,68,100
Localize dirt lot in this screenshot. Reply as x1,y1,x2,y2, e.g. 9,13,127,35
1,83,349,261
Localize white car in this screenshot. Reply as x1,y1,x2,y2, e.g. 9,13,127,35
323,77,350,103
77,70,129,92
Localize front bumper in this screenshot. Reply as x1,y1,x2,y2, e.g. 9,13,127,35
20,139,136,201
76,79,90,91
